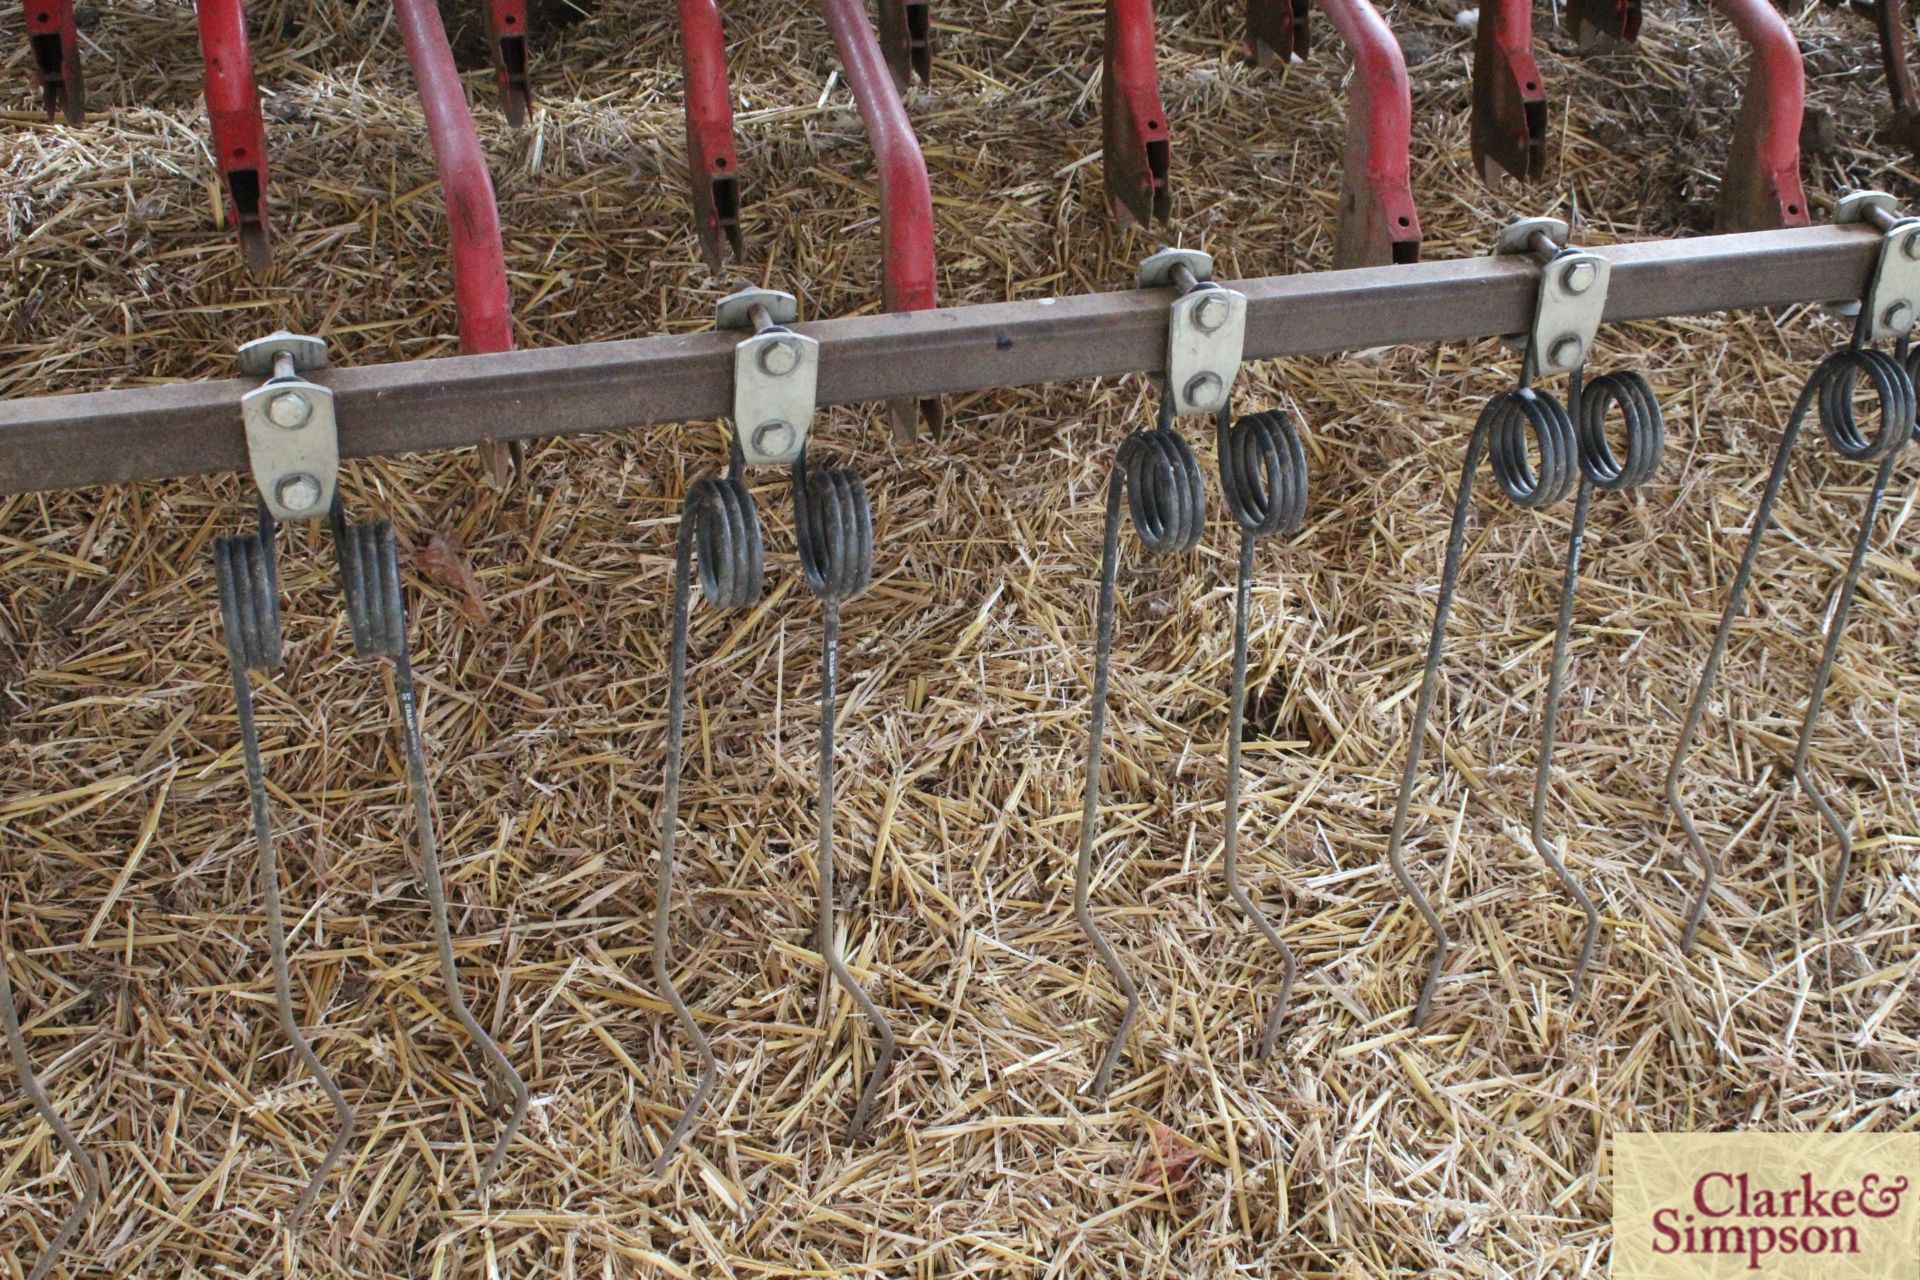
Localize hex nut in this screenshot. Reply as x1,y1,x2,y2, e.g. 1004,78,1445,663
276,473,323,513
266,390,312,429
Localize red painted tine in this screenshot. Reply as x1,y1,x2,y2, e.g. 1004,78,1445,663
1103,0,1171,228
817,0,942,441
486,0,532,127
21,0,83,124
195,0,272,272
1317,0,1420,266
394,0,516,477
1565,0,1641,48
1469,0,1547,187
1712,0,1809,230
1246,0,1311,64
677,0,744,271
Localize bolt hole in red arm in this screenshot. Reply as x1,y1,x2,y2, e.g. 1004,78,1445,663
195,0,272,271
1469,0,1547,187
1711,0,1809,230
486,0,531,126
877,0,933,91
22,0,84,123
393,0,518,478
816,0,941,441
677,0,743,271
1103,0,1171,228
1315,0,1420,266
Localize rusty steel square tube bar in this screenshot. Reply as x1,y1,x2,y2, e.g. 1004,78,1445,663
0,225,1883,498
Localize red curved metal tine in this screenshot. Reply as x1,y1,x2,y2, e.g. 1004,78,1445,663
1246,0,1311,65
1711,0,1809,230
1470,0,1547,187
195,0,272,273
1872,0,1920,160
816,0,942,442
22,0,83,124
1318,0,1420,266
393,0,518,473
1565,0,1641,48
877,0,932,91
1103,0,1171,230
677,0,744,272
485,0,532,127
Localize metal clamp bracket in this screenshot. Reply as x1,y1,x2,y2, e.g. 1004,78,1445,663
1833,190,1920,341
1139,248,1246,416
718,287,818,466
1497,217,1610,378
238,332,338,521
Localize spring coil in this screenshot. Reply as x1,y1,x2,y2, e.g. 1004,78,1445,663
1816,347,1914,462
1487,386,1578,508
791,447,893,1141
794,449,874,604
213,516,356,1224
651,465,764,1175
329,499,529,1193
1076,410,1207,1096
1668,343,1919,948
1577,371,1665,491
1218,406,1309,537
1216,406,1309,1055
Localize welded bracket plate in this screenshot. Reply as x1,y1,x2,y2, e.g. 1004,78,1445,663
1139,249,1246,416
1834,191,1920,341
1497,218,1609,377
718,288,816,466
238,332,337,521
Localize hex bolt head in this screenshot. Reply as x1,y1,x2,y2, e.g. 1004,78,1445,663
1548,335,1585,369
751,420,796,458
1560,260,1597,296
267,389,312,429
1884,300,1915,333
1192,292,1231,334
1903,227,1920,261
276,473,323,513
1183,371,1225,409
758,338,801,377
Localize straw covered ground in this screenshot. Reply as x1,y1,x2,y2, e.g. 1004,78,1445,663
3,0,1918,1275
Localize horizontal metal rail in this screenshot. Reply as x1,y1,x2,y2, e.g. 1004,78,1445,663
0,224,1882,497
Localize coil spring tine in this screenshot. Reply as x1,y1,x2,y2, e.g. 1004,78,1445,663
333,515,529,1191
1386,386,1576,1028
1791,344,1918,922
1665,347,1913,950
1528,370,1665,1003
1,915,100,1280
213,521,356,1223
792,449,892,1142
1077,412,1206,1095
1215,406,1308,1055
651,469,762,1176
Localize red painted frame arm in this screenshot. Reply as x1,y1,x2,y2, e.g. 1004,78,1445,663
484,0,530,126
1469,0,1547,186
816,0,941,439
195,0,272,272
1710,0,1808,231
1103,0,1171,228
22,0,83,124
677,0,743,271
1317,0,1420,266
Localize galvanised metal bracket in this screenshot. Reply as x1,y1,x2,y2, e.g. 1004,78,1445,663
1497,217,1609,379
1139,248,1247,416
719,288,818,465
238,332,338,521
1833,190,1920,341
